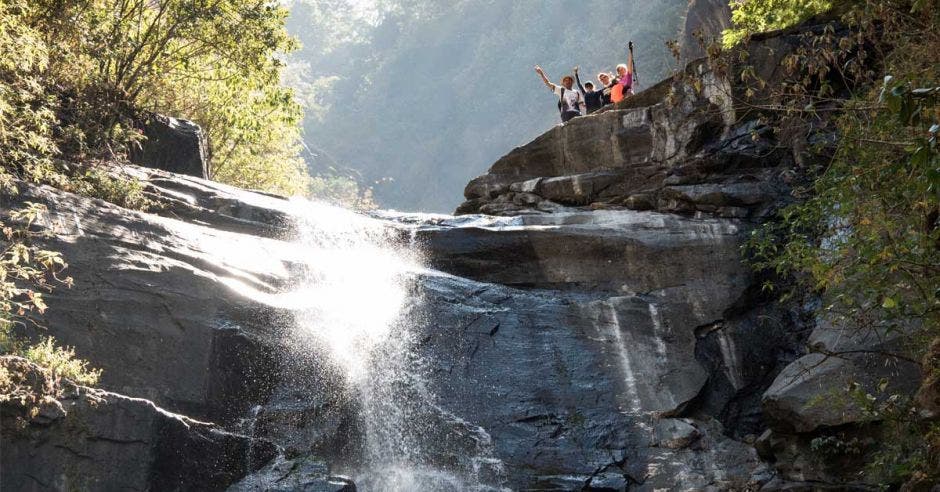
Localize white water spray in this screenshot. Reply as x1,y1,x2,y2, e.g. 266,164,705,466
271,200,505,491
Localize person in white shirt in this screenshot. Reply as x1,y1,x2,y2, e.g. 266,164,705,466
534,65,585,123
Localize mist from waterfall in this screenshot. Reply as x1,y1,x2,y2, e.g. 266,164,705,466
283,200,506,492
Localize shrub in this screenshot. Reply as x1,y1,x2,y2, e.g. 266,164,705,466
0,202,98,392
730,0,939,485
23,337,101,386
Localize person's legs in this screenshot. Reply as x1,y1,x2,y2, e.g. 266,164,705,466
561,110,579,122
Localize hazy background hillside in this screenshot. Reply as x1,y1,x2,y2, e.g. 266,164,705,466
286,0,688,212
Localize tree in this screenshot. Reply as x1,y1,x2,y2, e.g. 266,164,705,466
1,0,309,196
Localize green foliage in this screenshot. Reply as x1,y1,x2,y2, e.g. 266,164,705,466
841,379,940,486
23,337,101,386
810,435,864,457
723,0,833,46
73,166,153,211
0,0,63,192
0,202,71,349
739,0,939,485
0,202,97,389
748,73,938,341
0,0,309,199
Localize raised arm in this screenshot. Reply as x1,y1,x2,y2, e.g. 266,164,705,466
534,65,555,90
574,66,586,94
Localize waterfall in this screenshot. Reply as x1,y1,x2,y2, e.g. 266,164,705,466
279,201,506,492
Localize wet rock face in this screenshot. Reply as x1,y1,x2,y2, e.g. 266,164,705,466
230,456,356,492
0,357,275,492
393,272,772,490
417,210,749,293
367,209,777,489
0,178,293,424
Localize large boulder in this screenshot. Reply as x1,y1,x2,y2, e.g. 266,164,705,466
758,315,924,486
763,352,921,433
455,18,856,219
0,356,275,492
130,114,209,179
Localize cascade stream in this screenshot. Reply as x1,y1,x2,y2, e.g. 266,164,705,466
282,201,506,491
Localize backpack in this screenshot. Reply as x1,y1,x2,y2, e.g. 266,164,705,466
557,87,580,114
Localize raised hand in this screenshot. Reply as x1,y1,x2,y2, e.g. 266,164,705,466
573,66,579,74
628,41,633,51
534,65,543,74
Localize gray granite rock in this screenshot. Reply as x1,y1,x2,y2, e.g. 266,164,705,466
678,0,732,60
0,177,295,424
652,418,701,449
0,357,275,492
763,352,921,433
130,114,209,179
229,456,355,492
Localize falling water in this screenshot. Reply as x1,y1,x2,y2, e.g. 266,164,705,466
279,200,505,492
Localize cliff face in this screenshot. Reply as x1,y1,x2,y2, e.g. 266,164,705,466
0,17,921,492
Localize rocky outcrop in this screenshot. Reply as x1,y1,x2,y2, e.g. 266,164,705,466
0,356,275,491
416,210,748,293
456,60,793,219
456,17,857,220
131,114,209,179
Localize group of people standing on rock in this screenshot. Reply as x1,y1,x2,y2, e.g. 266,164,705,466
534,41,637,123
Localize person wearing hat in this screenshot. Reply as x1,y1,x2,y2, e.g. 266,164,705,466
534,65,585,123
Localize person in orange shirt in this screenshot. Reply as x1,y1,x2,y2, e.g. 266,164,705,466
598,72,615,105
610,42,636,103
